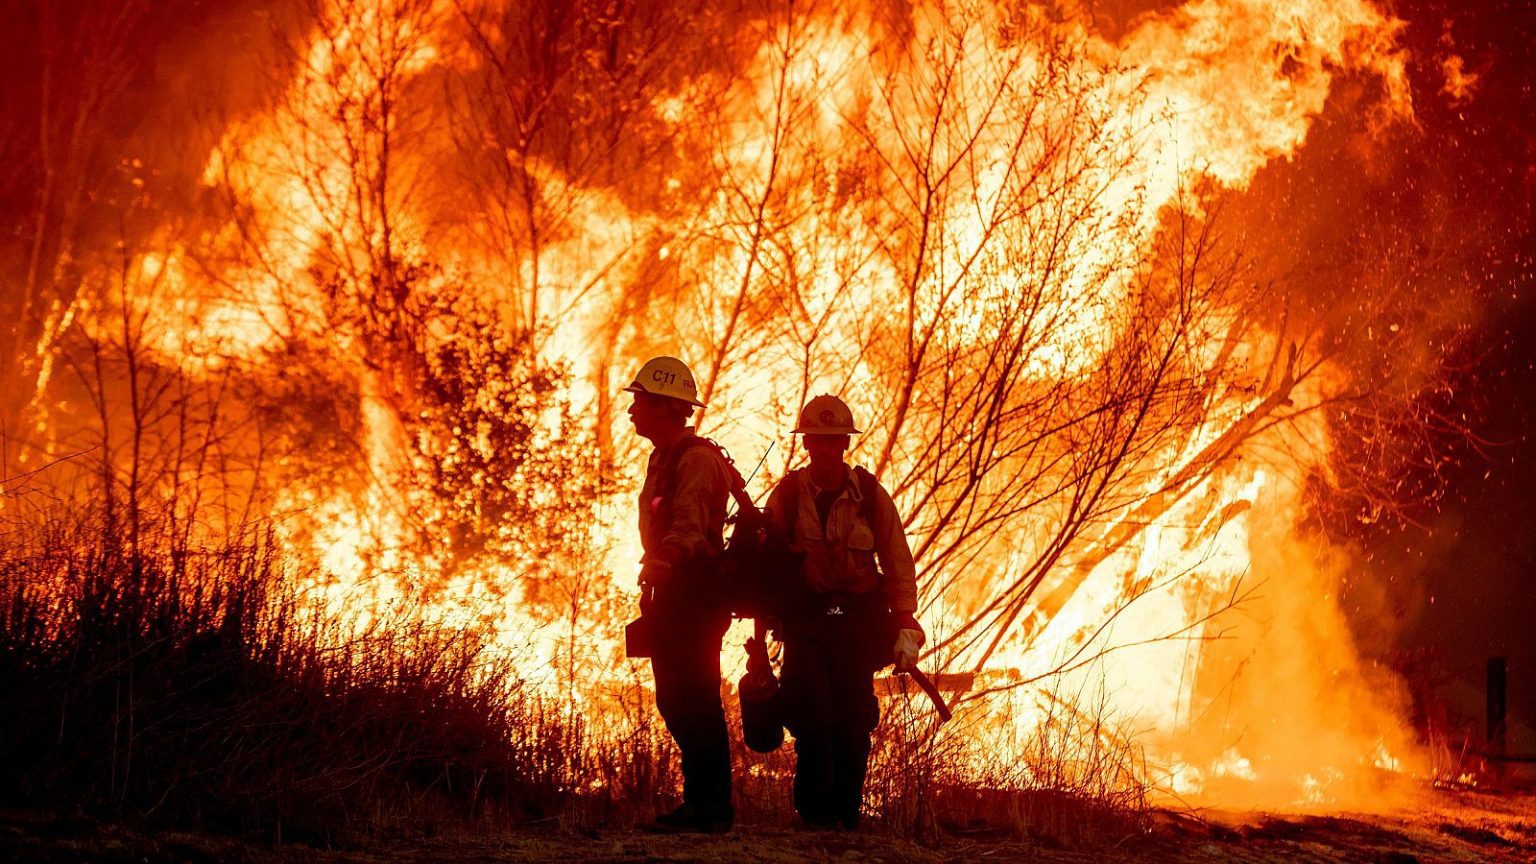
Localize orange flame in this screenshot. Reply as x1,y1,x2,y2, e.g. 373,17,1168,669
74,0,1441,810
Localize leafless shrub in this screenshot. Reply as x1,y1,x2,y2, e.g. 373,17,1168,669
862,673,1150,844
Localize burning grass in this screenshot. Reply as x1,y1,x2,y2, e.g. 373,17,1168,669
0,500,1152,848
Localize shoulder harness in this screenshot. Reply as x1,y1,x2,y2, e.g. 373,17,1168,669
781,465,880,546
653,436,755,545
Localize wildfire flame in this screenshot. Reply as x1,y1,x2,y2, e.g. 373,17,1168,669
30,0,1457,810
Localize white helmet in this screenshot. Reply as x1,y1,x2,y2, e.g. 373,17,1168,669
624,356,706,407
793,394,860,435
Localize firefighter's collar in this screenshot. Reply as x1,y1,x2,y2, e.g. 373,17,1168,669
651,426,697,460
802,464,864,501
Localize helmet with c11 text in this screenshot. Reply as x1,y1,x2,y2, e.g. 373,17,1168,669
624,356,706,407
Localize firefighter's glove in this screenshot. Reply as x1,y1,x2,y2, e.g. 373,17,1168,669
638,559,673,589
892,613,925,672
893,630,924,672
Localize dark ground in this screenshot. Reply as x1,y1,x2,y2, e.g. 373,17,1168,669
3,789,1534,864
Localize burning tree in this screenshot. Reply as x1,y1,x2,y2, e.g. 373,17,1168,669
605,0,1440,803
1,0,1487,818
0,0,158,477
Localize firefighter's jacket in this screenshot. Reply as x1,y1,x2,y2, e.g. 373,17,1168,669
764,465,918,614
638,428,732,570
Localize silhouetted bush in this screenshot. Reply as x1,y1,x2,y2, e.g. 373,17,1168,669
0,510,672,844
0,503,1149,847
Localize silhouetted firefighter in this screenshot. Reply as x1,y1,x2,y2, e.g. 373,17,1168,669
764,395,926,831
622,356,736,834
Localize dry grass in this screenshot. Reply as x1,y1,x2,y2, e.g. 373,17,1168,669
862,676,1152,844
0,502,1153,848
0,506,676,845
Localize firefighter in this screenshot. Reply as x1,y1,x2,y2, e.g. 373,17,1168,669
626,356,736,834
764,395,925,831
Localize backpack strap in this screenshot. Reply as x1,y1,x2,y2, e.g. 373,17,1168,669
653,436,754,547
853,466,885,579
697,437,756,514
853,466,879,534
777,468,801,543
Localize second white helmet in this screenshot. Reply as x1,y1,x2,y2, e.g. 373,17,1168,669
793,394,860,434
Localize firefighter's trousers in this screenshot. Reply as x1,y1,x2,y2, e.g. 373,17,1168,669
781,592,885,827
649,596,732,813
